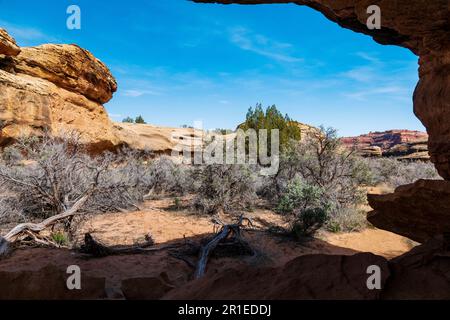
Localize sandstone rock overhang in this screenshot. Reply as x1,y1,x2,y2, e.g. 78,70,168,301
0,28,21,56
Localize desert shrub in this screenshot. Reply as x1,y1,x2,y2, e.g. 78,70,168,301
276,179,326,215
291,208,328,238
193,164,257,215
0,133,153,223
325,207,367,233
276,179,329,237
146,156,194,197
264,127,371,203
366,158,441,188
265,127,372,234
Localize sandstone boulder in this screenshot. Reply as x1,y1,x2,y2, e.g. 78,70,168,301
0,69,120,151
0,28,20,56
0,265,106,300
383,235,450,299
114,122,204,154
367,179,450,243
165,253,390,300
0,29,120,151
121,275,176,300
13,44,117,104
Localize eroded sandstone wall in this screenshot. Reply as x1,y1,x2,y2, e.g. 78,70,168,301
0,28,120,152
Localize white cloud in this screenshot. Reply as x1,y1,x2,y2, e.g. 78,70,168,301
0,20,57,44
343,66,376,83
122,89,160,97
229,27,303,63
343,86,408,101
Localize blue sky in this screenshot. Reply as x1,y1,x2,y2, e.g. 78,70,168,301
0,0,424,136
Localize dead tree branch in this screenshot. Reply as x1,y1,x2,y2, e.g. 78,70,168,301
194,215,254,279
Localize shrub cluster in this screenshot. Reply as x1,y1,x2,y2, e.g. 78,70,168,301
193,164,257,215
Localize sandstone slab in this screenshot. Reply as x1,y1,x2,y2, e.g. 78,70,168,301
368,179,450,243
0,28,20,56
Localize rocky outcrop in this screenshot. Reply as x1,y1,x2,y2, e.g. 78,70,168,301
341,130,429,160
13,44,117,104
0,265,106,300
0,28,20,56
0,29,120,151
114,123,204,154
165,253,390,300
368,180,450,243
382,235,450,299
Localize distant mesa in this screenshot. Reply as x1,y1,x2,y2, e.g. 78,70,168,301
341,130,429,161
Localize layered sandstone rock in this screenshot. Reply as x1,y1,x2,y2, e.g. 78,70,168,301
368,180,450,243
13,44,117,104
0,28,20,56
114,123,204,154
341,130,429,160
0,29,120,151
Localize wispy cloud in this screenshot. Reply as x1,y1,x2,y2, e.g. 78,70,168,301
122,89,161,97
229,27,303,63
343,66,376,83
343,86,410,101
0,20,58,44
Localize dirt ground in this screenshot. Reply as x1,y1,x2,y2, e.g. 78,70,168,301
75,196,415,260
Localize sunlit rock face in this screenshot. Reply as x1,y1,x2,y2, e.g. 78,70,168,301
0,28,120,152
341,130,429,160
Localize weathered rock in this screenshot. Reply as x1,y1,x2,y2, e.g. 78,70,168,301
383,235,450,299
0,28,20,56
368,180,450,243
114,122,204,154
360,146,383,157
121,275,176,300
0,69,120,152
0,29,120,151
341,130,429,159
13,44,117,104
0,265,106,300
165,253,390,300
196,0,450,177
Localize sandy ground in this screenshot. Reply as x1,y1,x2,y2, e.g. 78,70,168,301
75,196,415,260
0,195,417,299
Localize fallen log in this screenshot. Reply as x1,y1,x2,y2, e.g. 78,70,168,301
79,233,183,257
194,225,231,279
194,215,255,279
0,194,91,257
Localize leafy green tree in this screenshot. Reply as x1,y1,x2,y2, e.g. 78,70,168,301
122,117,134,123
135,115,147,124
238,103,301,153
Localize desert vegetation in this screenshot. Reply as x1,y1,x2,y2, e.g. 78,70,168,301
0,109,442,253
